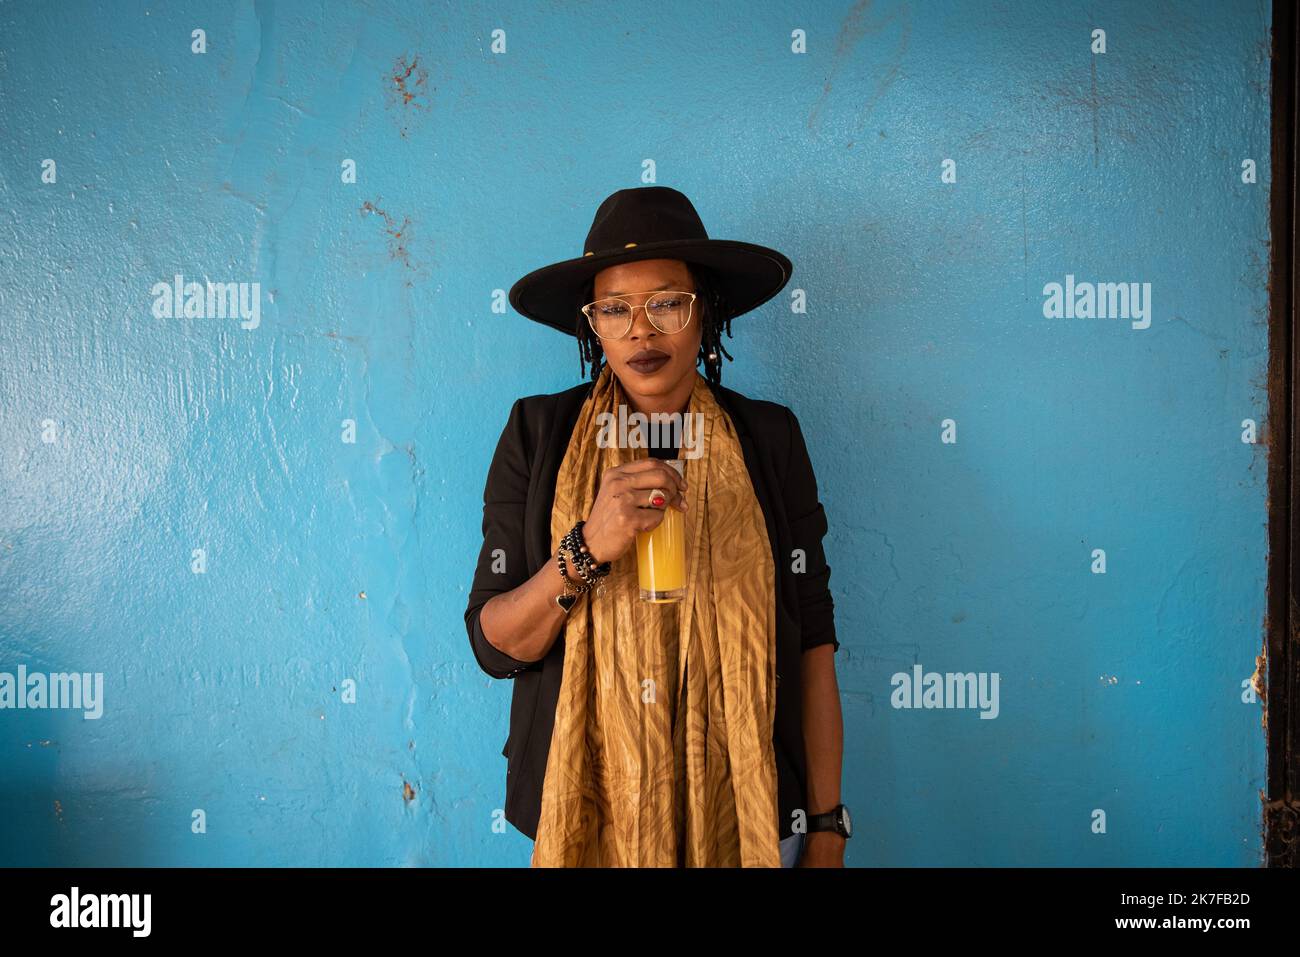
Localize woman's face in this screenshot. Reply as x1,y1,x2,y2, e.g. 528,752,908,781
590,258,703,410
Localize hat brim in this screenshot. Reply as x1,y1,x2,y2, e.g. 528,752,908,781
508,238,793,337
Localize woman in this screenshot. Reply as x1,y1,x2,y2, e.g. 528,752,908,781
465,186,849,867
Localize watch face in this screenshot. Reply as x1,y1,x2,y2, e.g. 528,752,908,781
840,805,852,837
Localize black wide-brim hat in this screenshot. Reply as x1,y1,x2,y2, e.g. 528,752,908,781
508,186,793,337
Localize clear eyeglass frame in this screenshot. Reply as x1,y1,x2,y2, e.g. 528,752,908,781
581,290,697,340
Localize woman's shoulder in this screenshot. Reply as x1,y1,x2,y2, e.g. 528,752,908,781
709,382,797,435
493,382,593,449
510,381,593,419
713,385,825,497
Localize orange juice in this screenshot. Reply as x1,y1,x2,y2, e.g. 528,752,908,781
636,459,687,602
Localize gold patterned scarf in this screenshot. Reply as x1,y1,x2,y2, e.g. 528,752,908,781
532,363,781,867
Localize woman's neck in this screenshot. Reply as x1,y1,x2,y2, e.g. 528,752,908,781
621,369,697,417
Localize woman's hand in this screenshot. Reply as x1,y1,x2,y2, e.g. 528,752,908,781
581,458,688,565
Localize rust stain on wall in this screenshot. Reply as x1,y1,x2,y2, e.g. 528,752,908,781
387,54,432,138
390,54,428,106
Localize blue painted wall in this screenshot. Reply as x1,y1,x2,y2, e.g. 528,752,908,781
0,0,1271,866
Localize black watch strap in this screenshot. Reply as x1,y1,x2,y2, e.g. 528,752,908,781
806,803,851,838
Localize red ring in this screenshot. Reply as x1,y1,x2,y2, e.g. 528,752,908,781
652,495,665,507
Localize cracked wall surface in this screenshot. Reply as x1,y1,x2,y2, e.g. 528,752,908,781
0,0,1272,866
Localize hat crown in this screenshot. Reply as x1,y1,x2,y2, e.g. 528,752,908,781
583,186,709,257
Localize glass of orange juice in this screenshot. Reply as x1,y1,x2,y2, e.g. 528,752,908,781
636,458,687,602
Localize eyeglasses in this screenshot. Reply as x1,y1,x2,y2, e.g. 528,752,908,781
581,290,697,340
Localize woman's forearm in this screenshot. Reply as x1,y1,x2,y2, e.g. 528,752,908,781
478,547,574,663
801,643,844,818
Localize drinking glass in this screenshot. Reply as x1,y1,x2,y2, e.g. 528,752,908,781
636,458,687,602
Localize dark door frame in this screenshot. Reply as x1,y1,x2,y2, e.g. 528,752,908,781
1268,0,1299,868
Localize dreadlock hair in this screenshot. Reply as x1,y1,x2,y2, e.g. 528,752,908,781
575,262,735,388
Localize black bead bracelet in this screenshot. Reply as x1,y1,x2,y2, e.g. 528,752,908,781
560,520,611,592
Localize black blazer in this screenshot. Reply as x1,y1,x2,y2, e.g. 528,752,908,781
464,376,838,842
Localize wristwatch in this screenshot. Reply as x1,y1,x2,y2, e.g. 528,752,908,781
807,803,852,838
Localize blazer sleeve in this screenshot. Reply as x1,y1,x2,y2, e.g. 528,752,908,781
784,406,839,653
464,397,545,679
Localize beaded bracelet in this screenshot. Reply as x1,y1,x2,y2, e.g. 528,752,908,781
553,552,587,613
569,521,611,581
556,549,589,594
560,520,611,592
